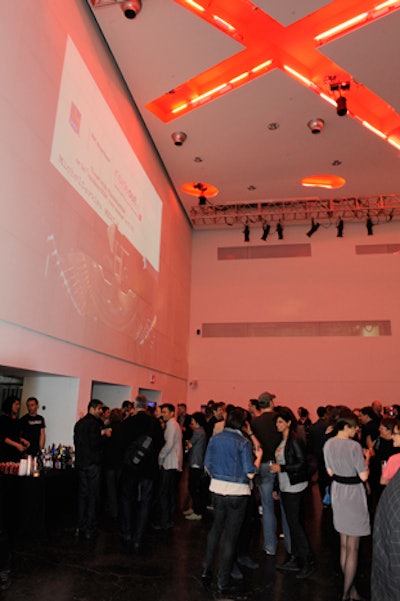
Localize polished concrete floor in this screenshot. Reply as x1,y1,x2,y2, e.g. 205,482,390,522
3,473,372,601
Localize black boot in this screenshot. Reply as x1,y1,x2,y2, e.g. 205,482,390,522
276,555,300,573
295,557,317,579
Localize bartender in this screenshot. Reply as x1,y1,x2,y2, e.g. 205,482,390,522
0,397,30,462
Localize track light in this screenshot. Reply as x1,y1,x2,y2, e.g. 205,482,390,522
261,223,270,241
336,218,344,237
276,222,284,240
243,224,250,242
306,218,320,237
366,217,374,236
336,96,347,116
121,1,142,18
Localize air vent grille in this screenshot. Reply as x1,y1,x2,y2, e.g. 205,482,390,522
202,320,391,338
218,244,311,260
355,244,400,255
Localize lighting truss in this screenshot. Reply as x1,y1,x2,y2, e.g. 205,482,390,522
189,194,400,229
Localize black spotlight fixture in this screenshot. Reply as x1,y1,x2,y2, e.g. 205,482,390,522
336,96,347,116
198,195,207,206
261,223,270,241
243,224,250,242
366,217,374,236
276,221,284,240
336,218,344,238
306,218,320,237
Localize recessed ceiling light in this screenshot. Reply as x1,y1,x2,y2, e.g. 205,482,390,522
182,181,219,198
301,174,346,189
267,122,280,130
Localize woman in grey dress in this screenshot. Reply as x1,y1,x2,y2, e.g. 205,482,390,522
323,410,370,601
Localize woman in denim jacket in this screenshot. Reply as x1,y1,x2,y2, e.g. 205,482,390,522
201,407,263,594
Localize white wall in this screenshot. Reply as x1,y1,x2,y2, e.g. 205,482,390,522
91,383,132,409
0,1,192,444
21,375,80,447
188,220,400,418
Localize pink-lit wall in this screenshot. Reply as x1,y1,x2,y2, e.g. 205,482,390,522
188,222,400,418
0,1,191,422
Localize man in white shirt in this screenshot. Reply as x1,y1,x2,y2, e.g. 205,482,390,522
154,403,183,529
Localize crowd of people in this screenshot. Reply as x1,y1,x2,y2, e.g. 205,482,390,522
1,392,400,598
71,393,400,598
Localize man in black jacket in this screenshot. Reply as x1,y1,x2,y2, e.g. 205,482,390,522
74,398,108,540
119,394,164,550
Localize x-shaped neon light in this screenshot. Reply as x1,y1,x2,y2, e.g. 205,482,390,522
146,0,400,148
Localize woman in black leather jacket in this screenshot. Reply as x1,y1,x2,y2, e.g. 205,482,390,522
269,407,317,579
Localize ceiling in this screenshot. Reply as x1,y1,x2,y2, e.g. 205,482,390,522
88,0,400,229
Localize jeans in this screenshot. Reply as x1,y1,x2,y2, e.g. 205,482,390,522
258,464,278,553
203,493,248,589
258,463,291,553
120,472,154,545
77,464,101,537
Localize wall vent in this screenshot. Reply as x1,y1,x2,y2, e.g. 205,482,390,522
355,244,400,255
218,244,311,261
201,320,391,338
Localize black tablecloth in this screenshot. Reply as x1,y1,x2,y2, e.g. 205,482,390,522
0,469,77,539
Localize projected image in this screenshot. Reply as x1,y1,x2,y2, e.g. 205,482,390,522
46,36,165,353
46,225,156,345
50,37,162,273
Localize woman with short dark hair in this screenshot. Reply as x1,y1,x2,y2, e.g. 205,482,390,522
323,409,370,601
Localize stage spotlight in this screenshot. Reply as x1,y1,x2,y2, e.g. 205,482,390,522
261,223,270,241
336,96,347,116
276,222,284,240
336,218,344,237
198,195,207,206
306,218,320,237
243,224,250,242
366,217,374,236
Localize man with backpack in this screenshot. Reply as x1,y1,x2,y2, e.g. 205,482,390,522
119,394,164,551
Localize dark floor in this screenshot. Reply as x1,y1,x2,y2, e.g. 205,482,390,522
2,473,372,601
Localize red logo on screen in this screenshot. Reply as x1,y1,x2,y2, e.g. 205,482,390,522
69,102,81,134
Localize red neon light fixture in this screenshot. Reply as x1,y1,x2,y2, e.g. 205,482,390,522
143,0,400,154
301,175,346,190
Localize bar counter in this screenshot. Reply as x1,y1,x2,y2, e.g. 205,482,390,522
1,468,77,539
